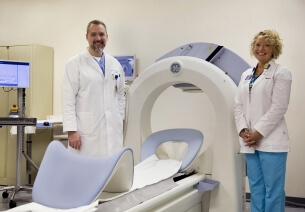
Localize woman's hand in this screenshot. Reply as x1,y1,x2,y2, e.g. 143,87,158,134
243,130,263,148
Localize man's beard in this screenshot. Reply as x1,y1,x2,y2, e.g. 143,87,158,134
91,41,105,53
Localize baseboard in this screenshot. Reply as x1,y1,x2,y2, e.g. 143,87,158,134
246,192,305,207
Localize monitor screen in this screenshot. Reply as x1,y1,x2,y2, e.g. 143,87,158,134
114,55,136,81
0,60,30,88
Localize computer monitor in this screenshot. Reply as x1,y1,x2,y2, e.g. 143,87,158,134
0,60,30,88
114,55,136,81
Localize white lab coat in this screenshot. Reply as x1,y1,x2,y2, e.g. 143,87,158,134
234,60,292,153
62,49,125,157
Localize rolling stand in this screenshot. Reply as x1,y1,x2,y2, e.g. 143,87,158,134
0,88,37,208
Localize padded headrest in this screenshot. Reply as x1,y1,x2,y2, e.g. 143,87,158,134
140,128,203,171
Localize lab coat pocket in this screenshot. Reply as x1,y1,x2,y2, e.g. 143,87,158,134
265,120,289,146
262,77,274,98
77,112,93,135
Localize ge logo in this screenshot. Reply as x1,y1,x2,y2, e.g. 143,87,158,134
170,63,181,74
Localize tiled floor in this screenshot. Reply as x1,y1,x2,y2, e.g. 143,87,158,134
245,202,305,212
0,186,305,211
0,189,32,211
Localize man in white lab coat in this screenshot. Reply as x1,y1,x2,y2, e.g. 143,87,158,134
62,20,126,157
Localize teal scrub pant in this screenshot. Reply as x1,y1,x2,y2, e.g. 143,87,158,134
245,151,287,212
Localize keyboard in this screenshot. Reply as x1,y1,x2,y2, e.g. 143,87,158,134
0,117,37,126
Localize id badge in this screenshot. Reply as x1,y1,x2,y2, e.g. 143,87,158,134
111,70,121,92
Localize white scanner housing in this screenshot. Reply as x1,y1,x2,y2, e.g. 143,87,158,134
124,42,251,212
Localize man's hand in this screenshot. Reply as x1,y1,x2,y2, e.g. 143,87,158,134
68,131,82,150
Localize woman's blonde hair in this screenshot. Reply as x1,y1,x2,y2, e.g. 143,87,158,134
250,29,283,59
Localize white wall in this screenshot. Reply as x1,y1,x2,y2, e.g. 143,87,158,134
0,0,304,198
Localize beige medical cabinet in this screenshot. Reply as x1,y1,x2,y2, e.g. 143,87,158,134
0,44,53,185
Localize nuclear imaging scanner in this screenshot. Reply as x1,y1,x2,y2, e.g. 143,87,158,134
121,42,251,212
5,42,251,211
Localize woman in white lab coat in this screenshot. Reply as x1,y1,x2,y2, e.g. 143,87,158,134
62,20,125,157
234,30,292,212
